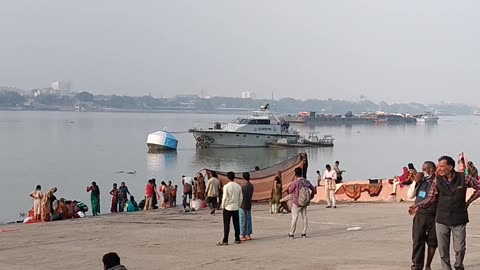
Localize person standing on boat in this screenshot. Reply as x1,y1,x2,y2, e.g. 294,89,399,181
410,156,480,270
333,161,345,183
118,182,131,213
407,161,437,270
217,171,243,246
87,182,101,216
288,167,316,239
30,185,43,222
323,164,337,209
206,171,221,215
240,172,254,241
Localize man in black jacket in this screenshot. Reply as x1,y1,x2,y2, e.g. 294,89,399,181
407,161,437,270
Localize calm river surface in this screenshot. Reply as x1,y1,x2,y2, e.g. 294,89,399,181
1,111,479,222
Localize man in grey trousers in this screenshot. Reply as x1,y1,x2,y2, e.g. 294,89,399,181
410,156,480,270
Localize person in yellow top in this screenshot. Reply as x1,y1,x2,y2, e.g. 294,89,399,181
217,171,243,246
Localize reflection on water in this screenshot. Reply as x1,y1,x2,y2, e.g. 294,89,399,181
192,148,301,172
146,152,178,177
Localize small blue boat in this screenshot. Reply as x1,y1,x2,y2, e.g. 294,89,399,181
146,130,178,152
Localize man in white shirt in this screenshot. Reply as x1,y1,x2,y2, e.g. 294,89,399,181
206,171,221,215
217,171,243,246
323,164,337,208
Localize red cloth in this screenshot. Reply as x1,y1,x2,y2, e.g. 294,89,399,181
398,167,409,183
145,183,155,197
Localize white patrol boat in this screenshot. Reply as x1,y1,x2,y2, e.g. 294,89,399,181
189,104,299,148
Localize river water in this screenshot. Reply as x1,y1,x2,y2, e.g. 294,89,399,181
1,111,479,222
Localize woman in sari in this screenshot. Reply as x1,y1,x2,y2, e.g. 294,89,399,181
196,173,206,201
126,196,139,212
270,176,283,214
151,179,159,209
30,185,43,222
87,181,100,216
159,181,168,208
407,163,417,182
40,187,57,222
109,183,119,213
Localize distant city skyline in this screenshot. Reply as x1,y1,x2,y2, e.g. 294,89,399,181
1,1,479,105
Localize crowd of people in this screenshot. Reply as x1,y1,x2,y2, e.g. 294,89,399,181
27,153,480,270
26,186,89,223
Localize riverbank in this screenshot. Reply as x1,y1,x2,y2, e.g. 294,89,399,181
2,203,480,269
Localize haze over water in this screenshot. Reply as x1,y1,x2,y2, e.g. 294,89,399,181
1,111,479,222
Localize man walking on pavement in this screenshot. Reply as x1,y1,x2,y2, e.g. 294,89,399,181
288,167,316,239
217,171,243,246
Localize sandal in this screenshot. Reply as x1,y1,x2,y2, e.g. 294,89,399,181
216,242,229,246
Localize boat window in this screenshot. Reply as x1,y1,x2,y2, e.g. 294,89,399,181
257,119,270,125
233,118,249,124
249,119,270,125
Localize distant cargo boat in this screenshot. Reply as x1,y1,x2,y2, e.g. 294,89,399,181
147,130,178,152
268,133,334,148
304,133,335,147
417,112,439,124
285,111,416,125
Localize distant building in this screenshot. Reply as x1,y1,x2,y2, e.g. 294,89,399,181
241,91,256,99
51,81,71,94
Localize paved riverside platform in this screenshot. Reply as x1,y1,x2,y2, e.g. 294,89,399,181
2,203,480,270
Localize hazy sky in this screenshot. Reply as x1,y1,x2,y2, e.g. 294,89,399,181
1,1,479,104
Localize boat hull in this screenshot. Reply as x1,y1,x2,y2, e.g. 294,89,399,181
268,142,311,148
147,143,176,152
191,130,299,148
146,131,178,152
304,141,334,147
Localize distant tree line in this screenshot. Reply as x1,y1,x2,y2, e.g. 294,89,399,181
0,90,475,115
